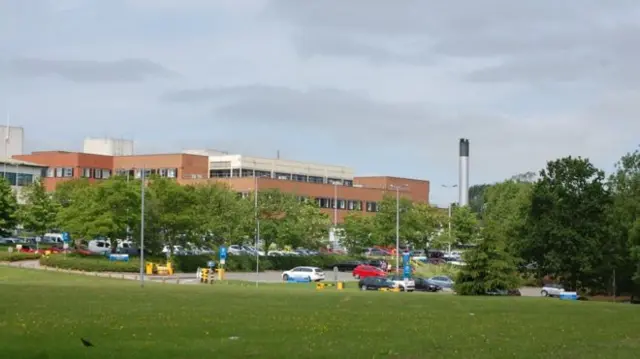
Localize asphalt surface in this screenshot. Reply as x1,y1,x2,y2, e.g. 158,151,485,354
1,261,544,297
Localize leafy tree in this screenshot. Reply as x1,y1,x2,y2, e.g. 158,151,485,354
451,205,478,246
468,184,491,216
250,189,299,253
194,183,252,247
372,194,414,247
521,156,611,290
18,179,59,238
341,213,376,253
405,203,444,252
0,178,18,237
145,178,198,256
290,200,331,249
455,222,521,295
52,179,91,209
57,177,140,250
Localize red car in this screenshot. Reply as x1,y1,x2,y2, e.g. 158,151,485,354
352,264,386,279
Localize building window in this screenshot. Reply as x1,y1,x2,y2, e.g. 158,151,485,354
210,169,230,178
343,180,353,187
366,201,378,212
94,169,102,179
347,200,362,211
17,173,33,186
338,199,346,209
55,168,63,178
62,167,73,177
102,169,111,179
308,176,324,184
158,169,168,177
317,198,331,208
46,168,54,178
1,172,16,185
328,178,343,185
292,174,306,182
167,168,177,178
275,172,291,180
232,169,240,177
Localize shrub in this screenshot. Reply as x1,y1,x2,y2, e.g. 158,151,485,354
40,255,139,272
0,252,41,262
171,254,364,273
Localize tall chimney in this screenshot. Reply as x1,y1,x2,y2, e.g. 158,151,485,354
458,138,469,206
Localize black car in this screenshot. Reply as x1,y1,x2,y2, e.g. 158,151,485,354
332,260,363,272
486,289,521,296
358,277,396,291
414,277,442,292
366,259,387,269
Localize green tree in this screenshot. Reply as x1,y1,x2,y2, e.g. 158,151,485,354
521,156,611,290
194,183,252,247
252,189,300,252
372,194,414,246
455,222,521,295
18,179,59,238
145,178,198,256
0,178,18,237
468,184,491,216
405,203,444,252
52,179,91,210
341,213,376,253
451,205,478,246
57,177,140,250
290,199,331,249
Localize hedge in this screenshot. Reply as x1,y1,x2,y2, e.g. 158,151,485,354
40,255,139,272
171,254,365,273
0,252,41,262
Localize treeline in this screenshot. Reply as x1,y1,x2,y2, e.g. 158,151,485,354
0,177,331,254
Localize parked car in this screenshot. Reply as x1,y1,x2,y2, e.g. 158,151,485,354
428,276,455,289
331,260,363,272
414,277,442,292
541,284,565,297
352,264,386,279
358,276,396,291
388,274,415,292
282,266,325,282
363,248,391,257
486,289,522,296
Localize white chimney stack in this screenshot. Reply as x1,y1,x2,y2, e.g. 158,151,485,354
458,138,469,206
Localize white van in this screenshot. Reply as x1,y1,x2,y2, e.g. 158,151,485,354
88,239,111,254
42,233,64,244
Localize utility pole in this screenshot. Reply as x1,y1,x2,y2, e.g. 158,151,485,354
139,167,145,288
389,184,408,273
254,174,260,287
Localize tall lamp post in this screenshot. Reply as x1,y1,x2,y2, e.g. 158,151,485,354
139,166,146,288
441,184,457,254
389,184,408,273
254,174,260,287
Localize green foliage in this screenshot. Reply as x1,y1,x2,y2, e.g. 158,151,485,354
18,179,59,237
455,225,521,295
171,254,363,273
194,183,252,246
0,178,18,237
0,251,41,261
40,255,139,272
521,156,611,290
341,213,375,253
450,205,479,245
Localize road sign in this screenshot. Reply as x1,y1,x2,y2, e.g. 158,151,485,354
61,232,70,242
207,260,216,268
219,246,227,261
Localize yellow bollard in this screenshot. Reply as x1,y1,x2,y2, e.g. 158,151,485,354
167,261,174,275
316,283,325,290
200,268,209,283
145,262,154,275
337,281,344,291
217,268,225,280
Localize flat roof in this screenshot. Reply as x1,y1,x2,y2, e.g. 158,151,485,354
1,158,47,167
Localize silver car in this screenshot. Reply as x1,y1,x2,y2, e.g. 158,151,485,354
541,284,565,297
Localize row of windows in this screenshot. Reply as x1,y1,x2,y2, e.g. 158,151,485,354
238,193,379,212
0,172,34,186
212,169,353,186
81,168,112,179
114,168,178,179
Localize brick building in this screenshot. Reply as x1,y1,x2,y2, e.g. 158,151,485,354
14,150,430,224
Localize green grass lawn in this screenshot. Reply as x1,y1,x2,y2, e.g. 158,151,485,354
1,268,639,359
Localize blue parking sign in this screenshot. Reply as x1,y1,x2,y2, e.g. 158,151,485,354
403,253,411,279
219,246,227,260
61,232,71,242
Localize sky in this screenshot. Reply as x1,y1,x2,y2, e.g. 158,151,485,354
1,0,639,206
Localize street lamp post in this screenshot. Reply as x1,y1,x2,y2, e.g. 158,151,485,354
139,166,146,288
441,184,458,254
389,184,408,273
254,174,260,287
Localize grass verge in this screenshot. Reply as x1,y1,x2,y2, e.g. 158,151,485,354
0,267,639,359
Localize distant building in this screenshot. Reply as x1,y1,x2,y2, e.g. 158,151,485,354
0,158,46,204
83,137,134,156
0,126,25,158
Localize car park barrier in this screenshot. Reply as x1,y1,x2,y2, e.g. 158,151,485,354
286,277,311,283
378,287,401,292
199,268,214,284
145,262,154,275
315,282,345,290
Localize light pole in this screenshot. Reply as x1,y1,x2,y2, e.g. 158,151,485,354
139,166,146,288
333,182,338,227
389,184,408,273
254,174,260,287
441,184,457,254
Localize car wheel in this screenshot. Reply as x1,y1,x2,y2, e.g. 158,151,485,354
541,290,548,297
283,274,289,281
361,285,367,291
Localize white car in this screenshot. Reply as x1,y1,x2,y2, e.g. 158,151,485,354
388,275,415,292
541,284,565,297
282,267,325,282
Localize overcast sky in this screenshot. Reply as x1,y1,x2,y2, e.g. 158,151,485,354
1,0,639,205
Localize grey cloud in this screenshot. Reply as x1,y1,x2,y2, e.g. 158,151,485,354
5,58,175,83
267,0,640,87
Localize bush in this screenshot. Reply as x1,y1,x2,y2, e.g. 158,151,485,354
40,255,139,272
0,252,41,262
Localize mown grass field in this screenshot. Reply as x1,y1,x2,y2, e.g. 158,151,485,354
0,267,639,359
